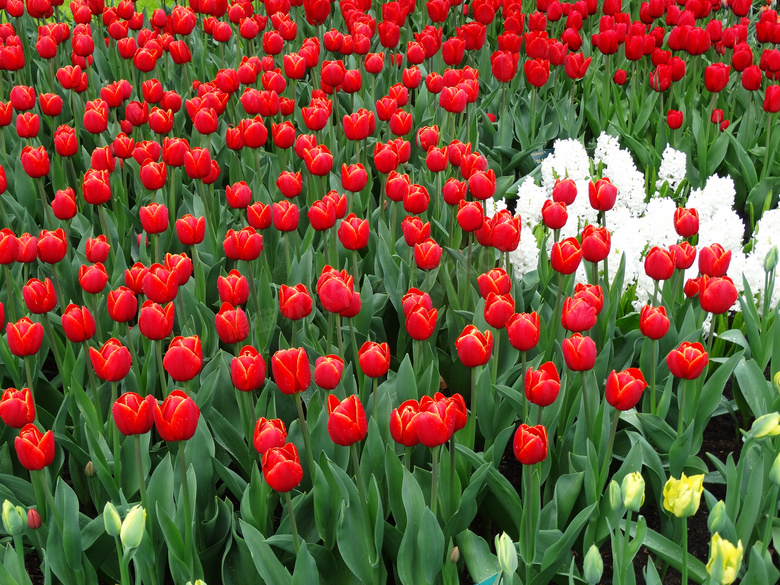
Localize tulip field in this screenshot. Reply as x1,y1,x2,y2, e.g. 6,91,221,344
2,0,780,583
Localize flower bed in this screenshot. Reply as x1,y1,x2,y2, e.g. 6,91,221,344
0,0,779,584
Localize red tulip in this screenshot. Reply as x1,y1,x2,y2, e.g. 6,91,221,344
644,247,675,281
338,214,370,250
21,146,50,178
89,338,132,382
314,355,344,390
85,236,110,263
639,305,669,340
107,287,138,323
699,276,739,315
506,312,541,352
358,342,391,378
542,200,568,230
552,178,578,204
561,296,598,332
262,443,303,492
588,178,618,212
581,225,611,263
215,303,250,344
522,362,560,408
484,292,515,329
15,424,55,470
405,303,438,340
61,304,96,343
218,270,250,306
176,214,206,246
671,242,697,270
605,368,647,411
666,341,708,380
231,346,267,392
674,207,699,237
317,266,354,314
154,389,200,442
279,284,313,320
22,278,57,314
79,263,109,295
223,227,263,261
272,201,300,232
562,333,597,371
414,238,442,270
698,243,731,277
6,318,44,357
253,418,287,455
513,423,548,464
271,347,311,395
551,237,583,274
455,325,493,367
414,395,457,447
389,399,421,446
138,301,175,340
163,336,203,382
327,395,368,446
112,392,156,436
477,268,511,298
0,388,35,428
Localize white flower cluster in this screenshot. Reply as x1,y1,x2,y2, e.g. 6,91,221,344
656,145,687,192
506,135,779,314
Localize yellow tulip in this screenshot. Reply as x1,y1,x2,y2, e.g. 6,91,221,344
662,473,704,518
705,533,743,585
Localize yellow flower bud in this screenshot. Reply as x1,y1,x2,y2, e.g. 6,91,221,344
495,532,518,576
705,533,743,585
663,473,704,518
770,453,780,487
120,505,146,550
747,413,780,440
608,480,623,512
103,502,122,537
2,500,25,537
621,472,645,512
583,544,603,585
707,500,728,535
774,372,780,394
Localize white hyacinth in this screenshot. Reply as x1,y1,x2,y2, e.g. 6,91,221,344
656,145,687,192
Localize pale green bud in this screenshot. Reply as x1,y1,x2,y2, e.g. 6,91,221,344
608,480,623,513
583,544,603,585
448,547,460,563
495,532,518,576
120,505,146,550
774,372,780,394
103,502,122,537
707,500,728,535
764,246,778,273
770,453,780,487
185,581,207,585
706,533,743,585
747,413,780,440
621,472,646,512
2,500,25,536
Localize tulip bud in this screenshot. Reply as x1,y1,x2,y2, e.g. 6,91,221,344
448,547,460,563
495,533,518,576
621,472,645,512
27,508,41,530
2,500,25,536
775,372,780,394
85,461,96,477
583,544,603,585
120,505,146,550
608,480,623,512
707,500,729,535
769,453,780,487
765,246,778,273
186,581,207,585
746,412,780,440
104,502,122,537
705,533,743,585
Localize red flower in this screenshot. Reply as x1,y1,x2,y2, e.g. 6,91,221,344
580,225,611,263
327,395,368,446
218,270,249,306
223,227,263,261
552,178,577,204
140,161,168,191
112,392,156,436
15,424,55,470
231,346,267,392
405,303,438,340
79,263,109,295
455,325,493,367
414,395,457,447
699,276,739,315
314,355,344,390
82,169,111,205
551,237,583,274
163,336,203,382
89,338,132,382
667,341,709,380
524,58,550,87
36,229,67,264
562,333,597,371
21,146,50,178
674,207,699,238
338,214,370,250
279,284,313,320
22,278,57,314
138,301,175,340
671,242,697,270
704,63,730,93
142,264,178,303
477,268,511,298
358,342,391,378
525,362,561,407
644,247,675,281
506,312,540,352
414,238,442,270
317,266,354,314
667,109,683,129
271,347,311,394
698,243,731,277
176,215,206,245
588,178,618,212
389,399,421,446
85,236,110,263
561,296,598,333
605,368,647,411
513,424,548,464
253,418,287,455
639,305,669,340
272,201,299,232
484,292,515,329
154,389,200,442
542,200,568,230
341,163,368,192
0,388,35,428
107,287,138,323
61,304,96,343
6,318,44,357
215,303,250,344
262,443,303,492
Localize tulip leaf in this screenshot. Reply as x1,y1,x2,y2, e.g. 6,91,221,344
736,460,764,545
455,529,501,583
734,357,775,419
533,502,597,585
631,524,707,582
291,544,320,585
240,520,293,585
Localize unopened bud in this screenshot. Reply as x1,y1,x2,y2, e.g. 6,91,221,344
85,461,96,477
770,453,780,487
185,581,207,585
2,500,25,536
608,480,623,513
583,544,603,585
774,372,780,394
448,546,460,563
103,502,122,537
707,500,728,535
746,412,780,440
764,246,778,273
27,508,42,530
120,505,146,550
621,472,645,512
495,532,518,575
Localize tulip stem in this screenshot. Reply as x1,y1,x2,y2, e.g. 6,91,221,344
36,470,63,533
599,408,620,490
622,509,633,584
335,314,345,362
349,317,360,373
762,483,779,554
464,233,472,309
134,435,148,518
37,179,54,229
24,357,36,403
124,323,143,395
449,436,457,510
237,389,254,456
326,313,333,353
178,441,196,581
491,332,500,387
82,341,103,426
371,378,378,421
285,492,301,555
470,366,478,427
431,445,441,518
352,249,360,289
580,371,593,443
681,517,688,585
12,533,30,585
549,272,565,362
521,351,528,422
111,382,121,484
294,394,315,479
115,536,131,585
762,113,773,182
3,265,17,322
650,341,658,416
405,446,413,471
41,314,64,382
285,234,292,283
156,340,167,396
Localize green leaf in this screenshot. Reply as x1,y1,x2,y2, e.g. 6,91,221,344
240,520,293,585
633,525,707,583
533,503,597,585
291,544,320,585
